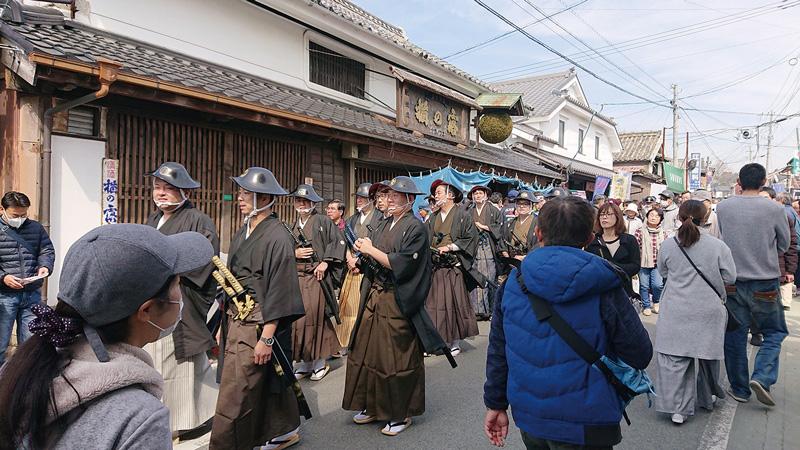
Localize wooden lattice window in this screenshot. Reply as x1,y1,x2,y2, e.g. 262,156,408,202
309,42,366,99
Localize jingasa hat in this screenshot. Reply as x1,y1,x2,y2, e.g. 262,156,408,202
146,162,200,189
291,184,324,203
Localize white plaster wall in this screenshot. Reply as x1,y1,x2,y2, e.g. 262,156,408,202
78,0,397,115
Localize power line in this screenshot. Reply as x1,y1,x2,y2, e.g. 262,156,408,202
442,0,588,60
478,0,799,80
514,0,669,101
472,0,669,107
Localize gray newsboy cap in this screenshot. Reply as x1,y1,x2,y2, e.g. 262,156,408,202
58,224,213,361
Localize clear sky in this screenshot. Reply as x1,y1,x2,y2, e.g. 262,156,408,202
352,0,800,173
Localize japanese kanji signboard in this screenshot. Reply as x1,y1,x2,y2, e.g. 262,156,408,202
102,159,119,224
397,83,470,146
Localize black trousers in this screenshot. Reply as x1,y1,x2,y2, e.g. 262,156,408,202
521,431,612,450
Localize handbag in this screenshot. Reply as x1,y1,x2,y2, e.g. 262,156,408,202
672,237,741,332
515,271,654,425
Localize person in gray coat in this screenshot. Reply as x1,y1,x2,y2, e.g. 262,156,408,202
0,224,213,449
655,200,736,425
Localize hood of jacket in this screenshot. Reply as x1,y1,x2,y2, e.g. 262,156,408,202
519,246,620,304
48,337,163,423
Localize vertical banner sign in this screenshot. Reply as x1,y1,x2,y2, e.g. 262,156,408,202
663,163,685,193
609,172,632,200
689,152,701,191
592,175,611,201
102,159,119,224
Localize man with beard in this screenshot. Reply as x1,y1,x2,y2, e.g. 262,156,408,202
425,180,481,356
336,183,382,351
343,176,455,437
290,184,346,381
210,167,306,450
144,162,219,440
467,185,501,320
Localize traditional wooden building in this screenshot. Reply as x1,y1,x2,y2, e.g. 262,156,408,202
614,130,669,200
0,1,559,299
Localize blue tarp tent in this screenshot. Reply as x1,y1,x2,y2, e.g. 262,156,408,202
408,166,555,210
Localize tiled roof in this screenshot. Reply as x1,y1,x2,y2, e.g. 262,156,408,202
0,12,559,178
309,0,490,89
617,130,664,163
533,150,615,179
490,70,616,125
490,71,573,118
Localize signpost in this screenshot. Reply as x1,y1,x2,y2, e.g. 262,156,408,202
663,163,685,193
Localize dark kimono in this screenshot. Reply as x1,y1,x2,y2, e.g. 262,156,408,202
145,202,220,432
292,213,346,363
146,202,220,359
499,213,539,267
424,204,480,344
468,203,502,318
210,215,306,450
342,211,450,421
336,208,382,347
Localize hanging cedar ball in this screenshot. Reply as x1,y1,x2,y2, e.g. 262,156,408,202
478,112,513,144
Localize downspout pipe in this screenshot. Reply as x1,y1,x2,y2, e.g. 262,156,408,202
40,58,121,233
39,59,120,302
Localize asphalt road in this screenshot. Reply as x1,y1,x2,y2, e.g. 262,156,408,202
181,307,799,450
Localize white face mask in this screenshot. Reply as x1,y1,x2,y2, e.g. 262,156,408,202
660,199,670,207
3,214,26,228
148,300,183,340
154,188,188,209
295,206,314,215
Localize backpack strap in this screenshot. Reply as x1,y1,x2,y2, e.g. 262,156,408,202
0,223,36,255
515,270,635,425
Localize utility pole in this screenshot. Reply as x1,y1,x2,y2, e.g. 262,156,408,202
671,84,679,162
766,111,774,172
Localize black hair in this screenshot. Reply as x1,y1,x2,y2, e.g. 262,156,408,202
1,191,31,209
489,192,503,204
0,276,176,449
738,163,767,190
759,186,776,199
537,197,595,248
328,199,345,212
677,200,706,248
645,207,664,225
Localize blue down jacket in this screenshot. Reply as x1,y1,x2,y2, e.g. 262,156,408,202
485,246,652,446
0,217,55,293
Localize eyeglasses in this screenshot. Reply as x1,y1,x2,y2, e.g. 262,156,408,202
599,213,615,218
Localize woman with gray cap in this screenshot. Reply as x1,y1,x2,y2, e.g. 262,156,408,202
0,224,213,450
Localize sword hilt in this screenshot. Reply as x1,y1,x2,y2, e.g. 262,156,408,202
212,271,236,297
211,256,245,294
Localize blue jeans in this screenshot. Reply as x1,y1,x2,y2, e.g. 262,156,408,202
0,290,41,365
638,267,663,309
723,279,788,399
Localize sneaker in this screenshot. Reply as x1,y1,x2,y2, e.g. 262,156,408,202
727,388,749,403
381,418,412,436
353,410,376,425
671,413,685,424
749,380,776,406
643,308,652,316
450,347,461,357
309,364,330,381
750,333,763,347
653,303,660,314
261,432,300,450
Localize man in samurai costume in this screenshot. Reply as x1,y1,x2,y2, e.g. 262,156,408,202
342,176,456,437
210,167,307,450
425,179,483,356
144,162,220,439
337,183,382,350
499,190,540,269
290,184,346,381
466,185,502,321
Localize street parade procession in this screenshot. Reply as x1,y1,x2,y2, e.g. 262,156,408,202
0,1,798,450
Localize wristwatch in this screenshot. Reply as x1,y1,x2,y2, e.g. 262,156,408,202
260,336,274,346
